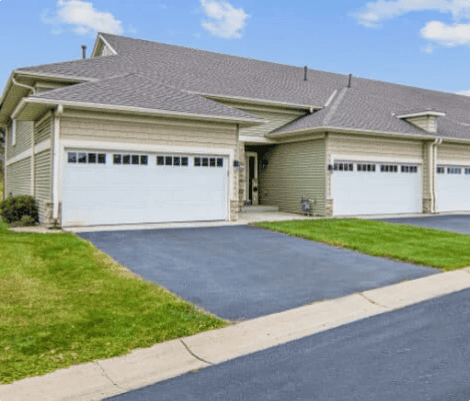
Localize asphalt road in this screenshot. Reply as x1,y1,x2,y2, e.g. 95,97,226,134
79,226,436,320
379,214,470,234
107,288,470,401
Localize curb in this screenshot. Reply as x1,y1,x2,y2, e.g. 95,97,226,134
2,268,470,400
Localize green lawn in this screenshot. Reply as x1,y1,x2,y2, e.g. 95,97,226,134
254,218,470,271
0,221,227,385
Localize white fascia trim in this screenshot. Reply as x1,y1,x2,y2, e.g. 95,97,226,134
6,148,32,166
23,98,263,126
60,139,237,202
330,153,423,165
35,139,52,154
396,111,446,119
193,92,321,112
98,34,118,55
0,73,14,108
14,71,97,83
266,126,437,141
239,135,277,144
436,160,470,166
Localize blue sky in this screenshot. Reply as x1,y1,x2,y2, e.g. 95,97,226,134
2,0,470,95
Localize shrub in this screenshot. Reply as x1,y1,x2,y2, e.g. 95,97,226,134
0,196,39,225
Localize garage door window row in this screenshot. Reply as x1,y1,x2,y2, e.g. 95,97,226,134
157,156,189,167
401,165,418,173
68,152,106,164
194,157,224,168
333,163,354,171
114,154,148,166
357,164,376,172
380,164,398,173
447,167,462,174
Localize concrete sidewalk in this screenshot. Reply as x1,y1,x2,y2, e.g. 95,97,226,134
3,268,470,401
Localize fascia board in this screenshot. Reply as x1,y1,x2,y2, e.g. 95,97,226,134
266,126,437,141
22,98,265,126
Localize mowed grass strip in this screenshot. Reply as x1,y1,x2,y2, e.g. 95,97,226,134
254,218,470,271
0,221,227,385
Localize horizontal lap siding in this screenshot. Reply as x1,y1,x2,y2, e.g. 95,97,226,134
238,109,304,138
60,112,237,149
7,121,33,159
259,139,326,215
437,143,470,163
328,133,423,160
35,115,52,144
35,150,52,224
5,158,31,197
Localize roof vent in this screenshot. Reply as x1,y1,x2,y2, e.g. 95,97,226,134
347,74,352,88
304,66,308,81
395,107,446,133
81,45,87,59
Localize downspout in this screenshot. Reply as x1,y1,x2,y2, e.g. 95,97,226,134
52,104,63,222
2,123,7,201
31,122,35,197
431,138,442,213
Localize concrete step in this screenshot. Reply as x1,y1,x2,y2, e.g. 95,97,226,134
240,205,280,213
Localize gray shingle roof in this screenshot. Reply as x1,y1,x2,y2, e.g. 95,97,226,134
30,73,262,121
17,33,470,141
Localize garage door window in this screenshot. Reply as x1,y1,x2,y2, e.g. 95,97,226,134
334,163,354,171
448,167,462,174
437,167,445,174
465,168,470,175
380,165,398,173
67,152,106,164
401,165,418,173
114,154,147,165
156,155,189,167
357,164,376,172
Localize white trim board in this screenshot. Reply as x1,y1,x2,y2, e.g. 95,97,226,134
330,154,423,164
437,160,470,166
5,139,52,166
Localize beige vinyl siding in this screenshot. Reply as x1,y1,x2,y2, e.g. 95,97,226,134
34,150,52,224
423,142,432,199
5,158,31,198
60,111,237,149
35,115,53,144
437,143,470,164
259,138,326,215
405,116,437,133
327,133,423,160
238,109,305,138
7,121,33,159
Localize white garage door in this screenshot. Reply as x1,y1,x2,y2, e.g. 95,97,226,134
436,166,470,212
62,150,228,226
332,161,423,216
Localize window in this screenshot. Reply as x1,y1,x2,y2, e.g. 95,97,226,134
114,154,122,164
157,156,165,166
195,157,201,167
202,158,209,167
98,154,106,164
437,167,445,174
333,163,354,172
182,157,189,166
174,156,181,166
217,158,223,167
78,153,87,164
357,163,376,172
88,153,97,164
465,168,470,175
447,167,462,174
210,158,216,167
141,155,148,165
380,164,398,173
68,152,77,163
165,156,172,166
132,155,139,165
123,155,131,165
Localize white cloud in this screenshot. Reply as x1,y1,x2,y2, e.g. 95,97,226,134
42,0,124,36
353,0,470,28
421,20,470,46
457,89,470,96
421,44,434,53
200,0,249,39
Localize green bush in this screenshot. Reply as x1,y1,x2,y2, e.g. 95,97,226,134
0,196,39,225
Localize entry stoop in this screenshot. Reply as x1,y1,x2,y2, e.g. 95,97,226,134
240,205,280,213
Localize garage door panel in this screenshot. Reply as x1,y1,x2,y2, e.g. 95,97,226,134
436,166,470,212
62,151,228,226
332,161,422,216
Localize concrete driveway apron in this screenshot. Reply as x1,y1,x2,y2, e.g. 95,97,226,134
378,214,470,234
78,226,437,320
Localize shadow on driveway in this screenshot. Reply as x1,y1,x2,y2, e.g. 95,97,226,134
78,226,437,320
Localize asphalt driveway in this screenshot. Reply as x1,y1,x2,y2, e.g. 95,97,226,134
78,226,436,320
379,214,470,234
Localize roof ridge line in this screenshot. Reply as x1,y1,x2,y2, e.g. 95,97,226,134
322,87,348,126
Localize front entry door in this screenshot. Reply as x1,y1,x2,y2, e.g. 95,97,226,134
245,152,259,205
